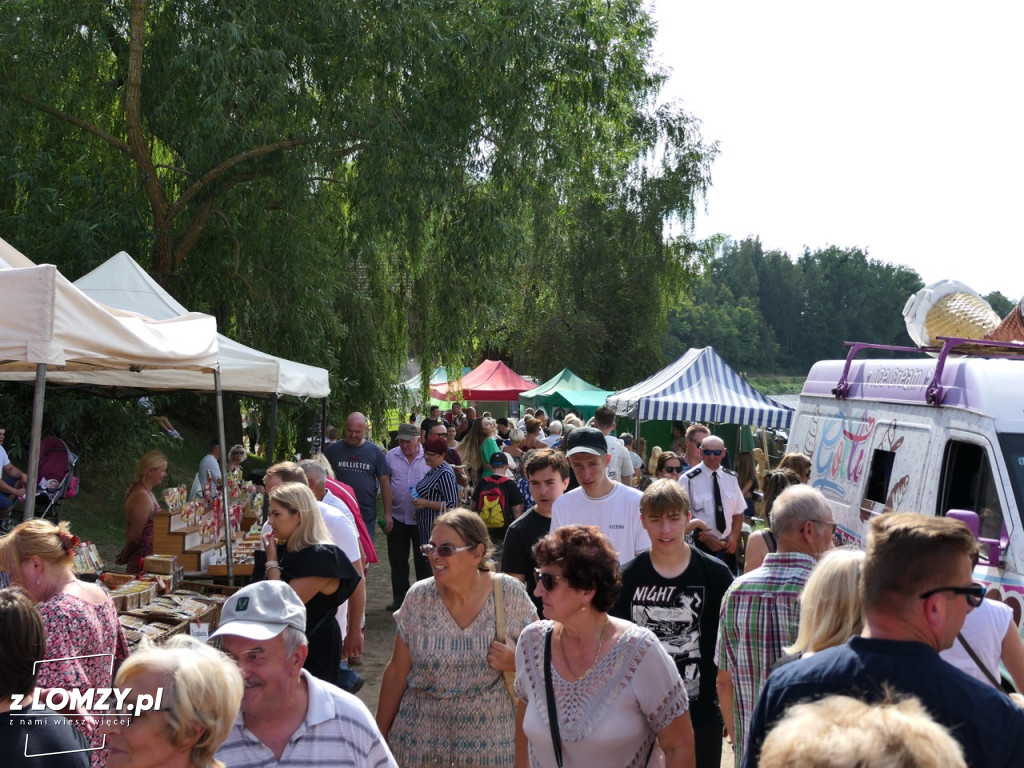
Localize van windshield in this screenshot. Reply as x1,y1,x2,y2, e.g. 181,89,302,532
997,433,1024,527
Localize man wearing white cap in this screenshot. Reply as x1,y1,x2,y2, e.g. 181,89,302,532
213,580,397,767
550,426,650,565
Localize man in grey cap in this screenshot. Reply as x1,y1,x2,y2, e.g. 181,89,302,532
384,422,429,610
213,580,397,767
550,426,650,565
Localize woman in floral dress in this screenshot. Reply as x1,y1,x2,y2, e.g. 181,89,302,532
0,519,129,767
377,509,537,767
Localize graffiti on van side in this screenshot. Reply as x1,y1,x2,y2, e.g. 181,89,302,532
810,407,876,497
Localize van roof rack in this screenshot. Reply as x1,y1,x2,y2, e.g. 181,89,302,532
832,336,1024,405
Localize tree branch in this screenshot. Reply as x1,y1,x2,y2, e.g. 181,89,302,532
168,137,310,221
3,89,130,155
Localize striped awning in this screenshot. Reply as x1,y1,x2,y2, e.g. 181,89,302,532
606,347,793,428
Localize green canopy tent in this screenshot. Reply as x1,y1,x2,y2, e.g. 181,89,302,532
518,368,612,421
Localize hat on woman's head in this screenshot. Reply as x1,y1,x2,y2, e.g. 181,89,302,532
210,581,306,642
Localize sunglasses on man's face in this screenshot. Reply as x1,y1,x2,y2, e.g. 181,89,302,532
702,449,724,457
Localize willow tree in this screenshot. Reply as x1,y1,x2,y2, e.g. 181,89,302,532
1,0,717,422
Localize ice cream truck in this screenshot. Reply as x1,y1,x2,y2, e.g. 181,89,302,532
786,336,1024,617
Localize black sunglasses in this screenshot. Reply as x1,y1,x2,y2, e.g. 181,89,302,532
663,465,683,474
534,569,567,591
702,449,724,456
919,583,985,608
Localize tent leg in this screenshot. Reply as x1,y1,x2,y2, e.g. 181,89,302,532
22,364,47,521
266,395,279,463
320,397,329,455
215,370,234,585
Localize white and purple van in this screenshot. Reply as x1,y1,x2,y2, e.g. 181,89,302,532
787,338,1024,617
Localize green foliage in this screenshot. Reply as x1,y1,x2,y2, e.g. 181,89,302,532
664,240,926,375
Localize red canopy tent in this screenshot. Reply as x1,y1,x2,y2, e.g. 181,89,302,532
430,359,534,401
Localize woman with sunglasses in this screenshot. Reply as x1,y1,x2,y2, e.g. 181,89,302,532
226,444,247,483
377,509,537,767
655,450,684,479
514,525,695,767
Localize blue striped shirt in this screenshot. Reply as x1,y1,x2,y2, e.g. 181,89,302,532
215,669,397,767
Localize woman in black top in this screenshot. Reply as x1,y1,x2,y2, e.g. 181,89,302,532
254,482,360,682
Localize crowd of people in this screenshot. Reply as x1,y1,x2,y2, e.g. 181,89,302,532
2,408,1024,768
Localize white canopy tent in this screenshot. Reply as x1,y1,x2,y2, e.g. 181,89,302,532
0,245,220,510
70,252,329,398
0,239,239,578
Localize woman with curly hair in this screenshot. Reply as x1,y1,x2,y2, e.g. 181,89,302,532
514,525,695,767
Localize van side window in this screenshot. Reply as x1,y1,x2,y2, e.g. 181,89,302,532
939,441,1004,538
864,450,895,506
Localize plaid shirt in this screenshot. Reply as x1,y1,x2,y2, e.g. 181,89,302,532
714,551,816,765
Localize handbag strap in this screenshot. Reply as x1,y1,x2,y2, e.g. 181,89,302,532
957,631,1005,691
493,573,506,641
544,627,563,767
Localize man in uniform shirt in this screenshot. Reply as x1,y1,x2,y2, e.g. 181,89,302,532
683,434,745,572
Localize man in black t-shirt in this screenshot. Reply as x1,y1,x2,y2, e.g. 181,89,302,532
611,478,734,768
419,405,442,442
500,449,570,618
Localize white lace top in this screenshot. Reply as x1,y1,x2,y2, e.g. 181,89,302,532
515,620,689,767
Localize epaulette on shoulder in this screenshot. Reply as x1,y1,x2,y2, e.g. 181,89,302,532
684,467,702,479
722,467,738,477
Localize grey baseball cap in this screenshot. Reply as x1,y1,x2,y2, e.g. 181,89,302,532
210,580,306,642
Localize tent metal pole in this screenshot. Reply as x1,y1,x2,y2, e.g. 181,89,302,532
320,397,329,454
215,369,234,585
23,364,47,521
267,395,279,463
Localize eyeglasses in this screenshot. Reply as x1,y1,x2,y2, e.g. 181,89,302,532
534,569,568,591
420,543,474,557
919,583,985,607
702,449,724,456
809,519,838,534
663,465,683,474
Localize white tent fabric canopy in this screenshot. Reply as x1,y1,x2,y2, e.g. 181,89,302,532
606,346,794,429
64,252,329,397
0,238,225,527
0,262,219,374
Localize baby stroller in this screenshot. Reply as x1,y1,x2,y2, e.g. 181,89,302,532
0,437,79,534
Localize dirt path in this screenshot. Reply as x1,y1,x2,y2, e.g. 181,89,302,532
352,544,735,767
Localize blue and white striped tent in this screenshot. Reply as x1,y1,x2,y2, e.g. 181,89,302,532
606,347,793,429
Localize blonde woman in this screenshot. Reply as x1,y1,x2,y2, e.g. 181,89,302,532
457,416,501,482
0,520,129,766
784,548,865,658
119,450,167,573
101,636,243,768
256,482,361,683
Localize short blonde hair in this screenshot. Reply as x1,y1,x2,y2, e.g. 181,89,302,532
0,519,76,573
116,635,243,768
758,693,966,768
785,548,864,656
268,482,333,550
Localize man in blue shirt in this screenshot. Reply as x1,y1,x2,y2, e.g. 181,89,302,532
745,513,1024,768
